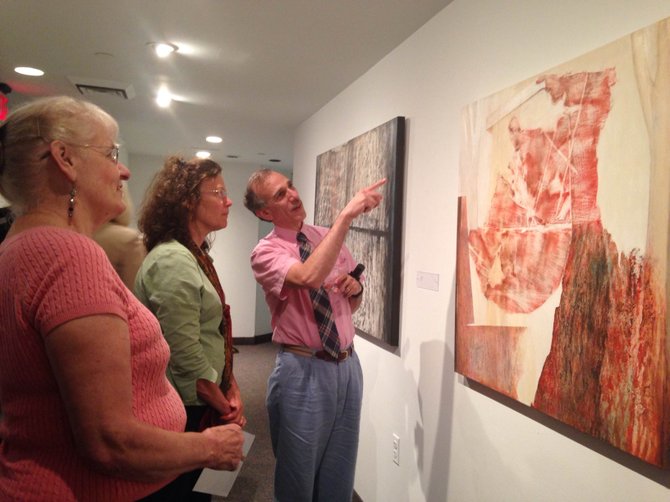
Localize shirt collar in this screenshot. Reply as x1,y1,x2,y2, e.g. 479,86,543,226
273,224,301,243
273,223,319,244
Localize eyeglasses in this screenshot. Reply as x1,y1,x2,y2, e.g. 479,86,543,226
36,138,120,164
203,188,228,200
37,139,120,164
70,143,120,164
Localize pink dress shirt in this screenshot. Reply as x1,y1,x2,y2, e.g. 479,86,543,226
251,224,358,350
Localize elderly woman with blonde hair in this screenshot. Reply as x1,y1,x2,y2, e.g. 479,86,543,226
0,96,243,501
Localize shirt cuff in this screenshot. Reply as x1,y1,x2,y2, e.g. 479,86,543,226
198,367,219,384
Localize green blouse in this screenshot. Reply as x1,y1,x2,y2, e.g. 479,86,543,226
134,240,225,406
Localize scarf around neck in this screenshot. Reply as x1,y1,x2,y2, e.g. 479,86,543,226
184,239,233,394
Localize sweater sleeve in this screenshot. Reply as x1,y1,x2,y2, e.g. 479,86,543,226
22,230,128,337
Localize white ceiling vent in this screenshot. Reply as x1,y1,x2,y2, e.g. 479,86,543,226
67,76,135,100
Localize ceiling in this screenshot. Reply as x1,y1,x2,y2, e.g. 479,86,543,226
0,0,451,170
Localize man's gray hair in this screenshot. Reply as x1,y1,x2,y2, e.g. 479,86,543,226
243,168,274,218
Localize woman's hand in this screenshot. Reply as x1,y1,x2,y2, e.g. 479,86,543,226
46,314,242,482
201,423,244,471
197,377,246,427
196,378,232,415
222,378,246,427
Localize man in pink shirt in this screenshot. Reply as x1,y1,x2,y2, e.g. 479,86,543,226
244,169,385,502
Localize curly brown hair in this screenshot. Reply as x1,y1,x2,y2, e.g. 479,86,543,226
138,155,222,251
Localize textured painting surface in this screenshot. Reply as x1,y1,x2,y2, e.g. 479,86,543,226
456,17,670,467
315,117,405,349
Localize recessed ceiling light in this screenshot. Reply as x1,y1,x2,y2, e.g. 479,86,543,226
151,42,179,58
15,66,44,77
206,136,223,144
196,151,211,159
156,87,172,108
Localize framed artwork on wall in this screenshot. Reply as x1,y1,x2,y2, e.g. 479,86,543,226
315,116,405,351
456,17,670,467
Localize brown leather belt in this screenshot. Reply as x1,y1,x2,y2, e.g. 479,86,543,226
282,344,353,363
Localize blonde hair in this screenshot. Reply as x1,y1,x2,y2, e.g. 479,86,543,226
0,96,118,215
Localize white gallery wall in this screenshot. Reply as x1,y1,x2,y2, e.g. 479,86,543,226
293,1,670,501
127,153,265,341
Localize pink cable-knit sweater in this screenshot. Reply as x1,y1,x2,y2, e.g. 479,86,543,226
0,227,186,501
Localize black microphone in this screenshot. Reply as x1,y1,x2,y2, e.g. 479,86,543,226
349,263,365,280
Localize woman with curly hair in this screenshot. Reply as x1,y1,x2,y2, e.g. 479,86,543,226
135,156,245,501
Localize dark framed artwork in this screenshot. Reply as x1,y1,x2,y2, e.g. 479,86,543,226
314,116,405,351
456,17,670,467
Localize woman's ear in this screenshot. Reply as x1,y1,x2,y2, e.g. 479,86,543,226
48,140,77,183
183,196,196,212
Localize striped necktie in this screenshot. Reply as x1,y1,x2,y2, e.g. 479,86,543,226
296,231,341,358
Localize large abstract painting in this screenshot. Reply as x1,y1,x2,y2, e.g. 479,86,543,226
315,117,405,350
456,17,670,467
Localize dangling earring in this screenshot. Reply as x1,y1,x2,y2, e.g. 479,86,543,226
67,186,76,220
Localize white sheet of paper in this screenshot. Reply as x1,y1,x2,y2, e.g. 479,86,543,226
193,431,255,497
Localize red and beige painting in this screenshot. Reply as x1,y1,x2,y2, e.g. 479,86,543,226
456,17,670,467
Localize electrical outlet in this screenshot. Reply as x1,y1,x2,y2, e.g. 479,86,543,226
392,433,400,465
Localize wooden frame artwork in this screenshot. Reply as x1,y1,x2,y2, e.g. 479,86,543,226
456,17,670,467
315,116,405,351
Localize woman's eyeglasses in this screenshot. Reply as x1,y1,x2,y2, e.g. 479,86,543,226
203,188,228,200
72,143,120,164
37,139,120,164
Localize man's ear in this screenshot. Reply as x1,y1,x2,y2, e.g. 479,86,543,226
49,140,77,183
255,208,272,222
